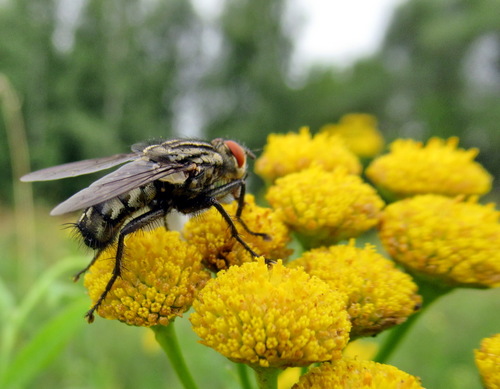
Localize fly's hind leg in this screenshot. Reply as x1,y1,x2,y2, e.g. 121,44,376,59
85,208,167,323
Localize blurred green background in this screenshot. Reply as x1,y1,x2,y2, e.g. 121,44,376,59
1,0,499,388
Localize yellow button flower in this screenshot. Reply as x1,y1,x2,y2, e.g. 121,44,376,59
183,194,292,271
255,127,361,184
366,137,492,199
266,166,384,247
190,259,351,368
292,359,424,388
320,113,385,158
289,242,421,338
84,228,211,326
379,195,500,288
475,333,500,389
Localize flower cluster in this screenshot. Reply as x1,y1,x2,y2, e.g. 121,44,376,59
292,359,424,389
475,333,500,389
288,242,421,338
366,137,492,199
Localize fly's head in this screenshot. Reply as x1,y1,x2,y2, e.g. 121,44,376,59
212,138,255,181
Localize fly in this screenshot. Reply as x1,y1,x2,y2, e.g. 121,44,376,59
21,138,270,322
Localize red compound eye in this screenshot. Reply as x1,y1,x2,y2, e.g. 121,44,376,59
224,140,246,168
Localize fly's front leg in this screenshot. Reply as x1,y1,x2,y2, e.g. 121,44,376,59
234,181,271,241
85,208,167,323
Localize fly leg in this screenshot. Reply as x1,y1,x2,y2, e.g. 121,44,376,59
73,248,105,282
85,208,167,323
234,181,271,241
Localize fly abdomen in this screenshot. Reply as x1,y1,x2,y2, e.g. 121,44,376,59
76,184,157,249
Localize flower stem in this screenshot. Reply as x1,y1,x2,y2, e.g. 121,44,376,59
253,366,279,389
237,363,253,389
152,323,199,389
374,279,453,364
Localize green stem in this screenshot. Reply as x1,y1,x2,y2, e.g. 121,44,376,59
374,279,453,364
253,366,279,389
237,363,253,389
152,323,199,389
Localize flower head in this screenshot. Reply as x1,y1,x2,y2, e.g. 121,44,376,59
84,228,210,326
255,127,361,184
320,113,385,158
183,194,292,271
289,242,421,338
379,195,500,288
292,359,424,389
475,333,500,389
190,259,351,368
266,166,384,247
366,137,492,199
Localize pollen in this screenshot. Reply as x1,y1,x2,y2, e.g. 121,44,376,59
379,195,500,288
266,166,384,247
190,259,351,368
289,242,421,338
292,359,424,388
475,333,500,389
366,137,492,199
84,228,211,326
183,194,292,271
319,113,385,158
255,127,361,184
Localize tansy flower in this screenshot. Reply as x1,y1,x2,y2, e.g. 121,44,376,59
190,259,351,368
366,137,492,199
84,228,210,326
475,333,500,389
379,195,500,288
320,113,385,158
292,359,424,389
266,166,384,247
288,242,421,338
255,127,361,184
183,194,292,271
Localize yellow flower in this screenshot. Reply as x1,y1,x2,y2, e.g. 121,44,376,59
183,194,292,271
475,333,500,389
366,137,492,199
266,166,384,247
84,228,211,326
288,242,421,338
292,359,424,389
190,259,351,368
255,127,361,183
379,195,500,288
320,113,385,158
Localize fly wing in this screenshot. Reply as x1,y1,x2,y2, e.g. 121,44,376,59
50,159,194,215
20,153,139,182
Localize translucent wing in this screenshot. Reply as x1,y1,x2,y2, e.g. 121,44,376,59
50,159,194,215
20,153,138,182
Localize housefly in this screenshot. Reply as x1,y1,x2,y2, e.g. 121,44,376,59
21,138,270,322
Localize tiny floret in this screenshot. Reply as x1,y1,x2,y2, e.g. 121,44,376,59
190,259,351,368
183,194,292,271
366,137,492,199
320,113,385,158
379,195,500,288
266,166,384,247
292,358,424,389
84,228,210,326
289,242,421,338
255,127,361,183
475,333,500,389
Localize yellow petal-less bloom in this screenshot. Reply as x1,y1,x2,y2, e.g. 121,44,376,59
379,195,500,288
475,333,500,389
183,194,292,271
190,259,351,368
366,137,492,199
255,127,361,184
84,229,211,326
292,359,424,389
320,113,385,158
289,243,421,338
266,166,384,247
